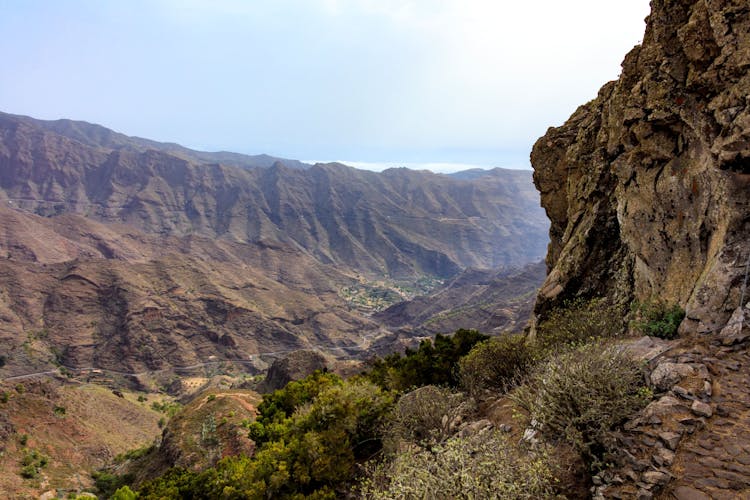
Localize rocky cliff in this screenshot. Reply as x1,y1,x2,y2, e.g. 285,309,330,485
532,0,750,334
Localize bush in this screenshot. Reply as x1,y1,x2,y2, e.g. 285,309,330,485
360,430,557,499
513,343,651,471
19,448,48,479
20,463,38,479
631,299,685,339
536,298,625,351
111,486,137,500
364,329,489,392
139,375,395,499
459,333,537,398
385,385,467,450
93,470,135,498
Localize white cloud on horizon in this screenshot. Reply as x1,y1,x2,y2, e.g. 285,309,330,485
307,160,528,174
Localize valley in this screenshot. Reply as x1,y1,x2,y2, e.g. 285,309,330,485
0,110,549,497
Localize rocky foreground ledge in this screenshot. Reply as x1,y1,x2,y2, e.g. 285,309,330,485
590,315,750,498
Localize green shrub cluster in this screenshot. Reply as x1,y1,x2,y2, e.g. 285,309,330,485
137,373,394,499
93,470,134,498
20,448,48,479
631,299,685,339
150,400,182,417
360,430,557,499
459,333,536,398
513,342,651,471
364,329,489,392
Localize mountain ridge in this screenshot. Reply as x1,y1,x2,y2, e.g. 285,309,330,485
0,111,548,278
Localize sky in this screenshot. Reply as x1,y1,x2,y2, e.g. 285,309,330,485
0,0,651,172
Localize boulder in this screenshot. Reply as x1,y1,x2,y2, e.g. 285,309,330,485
259,350,328,393
651,363,695,391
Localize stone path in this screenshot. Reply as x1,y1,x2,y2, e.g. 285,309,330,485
665,345,750,499
593,336,750,499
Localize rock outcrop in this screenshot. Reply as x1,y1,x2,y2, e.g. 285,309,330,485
531,0,750,334
259,350,328,393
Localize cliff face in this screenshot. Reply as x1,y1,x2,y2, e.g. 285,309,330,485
532,0,750,333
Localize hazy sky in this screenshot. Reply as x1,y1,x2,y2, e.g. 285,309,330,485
0,0,651,171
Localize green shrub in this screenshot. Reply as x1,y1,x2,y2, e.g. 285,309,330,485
360,430,557,499
19,434,28,445
631,299,685,339
20,463,38,479
53,405,66,417
247,370,342,444
93,470,133,497
19,448,48,479
142,377,394,499
513,343,651,471
536,298,625,352
111,486,137,500
364,329,489,392
114,443,155,463
459,333,537,398
0,391,8,403
150,400,182,417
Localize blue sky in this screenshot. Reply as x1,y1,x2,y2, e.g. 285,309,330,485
0,0,650,172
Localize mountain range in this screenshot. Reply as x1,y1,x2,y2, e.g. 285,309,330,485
0,111,549,379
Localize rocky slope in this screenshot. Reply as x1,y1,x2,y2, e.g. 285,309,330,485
0,112,548,278
0,112,549,382
0,207,386,378
531,0,750,335
374,261,545,336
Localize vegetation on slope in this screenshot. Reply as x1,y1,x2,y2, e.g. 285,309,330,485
106,297,665,498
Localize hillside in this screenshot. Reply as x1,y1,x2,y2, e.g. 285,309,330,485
0,111,548,278
0,206,385,378
374,261,545,336
0,111,550,384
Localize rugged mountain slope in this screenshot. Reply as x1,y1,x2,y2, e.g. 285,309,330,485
0,112,548,278
374,261,545,336
531,0,750,334
0,207,386,378
0,379,163,497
